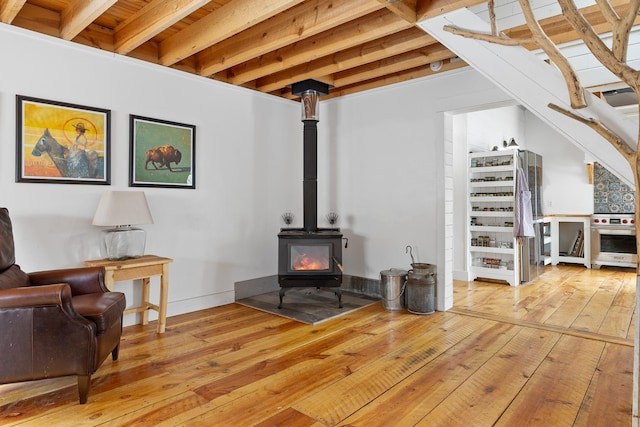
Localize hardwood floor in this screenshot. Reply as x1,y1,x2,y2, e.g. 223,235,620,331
0,265,635,426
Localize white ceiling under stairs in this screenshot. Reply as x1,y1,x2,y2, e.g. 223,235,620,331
418,8,638,186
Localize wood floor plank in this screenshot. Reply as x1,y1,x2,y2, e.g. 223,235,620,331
449,307,633,347
162,304,395,378
191,311,426,401
598,272,636,338
414,327,562,426
517,270,586,324
528,267,603,325
0,376,76,406
452,279,500,308
75,307,418,426
454,265,581,324
570,275,619,333
288,315,489,426
254,407,324,427
470,282,523,316
514,291,566,323
628,305,637,341
4,372,179,426
99,391,210,426
573,343,633,426
494,334,605,426
541,275,595,329
339,321,519,426
185,313,476,425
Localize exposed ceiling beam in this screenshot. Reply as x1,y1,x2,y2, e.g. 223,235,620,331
225,9,413,85
333,43,453,87
60,0,117,40
324,58,468,99
159,0,305,66
114,0,210,54
11,3,61,38
417,0,485,21
256,28,436,92
0,0,26,23
378,0,417,24
197,0,383,77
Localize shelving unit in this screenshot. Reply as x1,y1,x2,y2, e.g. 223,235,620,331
549,215,591,268
468,148,519,286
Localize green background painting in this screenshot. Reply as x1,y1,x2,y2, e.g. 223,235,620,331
133,118,193,186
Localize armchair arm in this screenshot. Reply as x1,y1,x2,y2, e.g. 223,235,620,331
0,283,98,384
0,283,94,334
28,267,108,296
0,283,70,308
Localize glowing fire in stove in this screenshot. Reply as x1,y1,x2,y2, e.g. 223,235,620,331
293,254,329,270
291,245,330,271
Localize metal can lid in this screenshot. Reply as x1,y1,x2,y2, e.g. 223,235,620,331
381,268,408,276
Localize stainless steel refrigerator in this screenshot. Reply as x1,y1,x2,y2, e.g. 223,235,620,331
518,150,545,283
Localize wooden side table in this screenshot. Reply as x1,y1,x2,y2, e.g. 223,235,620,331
84,255,173,333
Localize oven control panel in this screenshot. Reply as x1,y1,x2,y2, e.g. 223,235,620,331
592,214,635,227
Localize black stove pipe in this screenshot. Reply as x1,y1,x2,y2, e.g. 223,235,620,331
292,79,329,232
303,119,318,232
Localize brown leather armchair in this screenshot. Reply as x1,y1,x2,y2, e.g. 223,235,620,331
0,208,126,404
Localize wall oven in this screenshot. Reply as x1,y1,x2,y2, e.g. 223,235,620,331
591,214,637,269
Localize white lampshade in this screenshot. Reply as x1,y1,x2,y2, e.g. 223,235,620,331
92,191,154,226
92,191,154,260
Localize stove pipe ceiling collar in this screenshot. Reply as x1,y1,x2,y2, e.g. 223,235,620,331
292,79,330,122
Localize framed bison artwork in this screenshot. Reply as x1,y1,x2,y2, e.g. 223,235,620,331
16,95,111,185
129,115,196,189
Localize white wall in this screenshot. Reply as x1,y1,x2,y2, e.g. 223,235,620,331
524,110,594,215
0,24,302,323
465,106,525,152
321,68,514,310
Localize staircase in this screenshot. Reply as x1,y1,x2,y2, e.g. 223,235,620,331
419,8,638,186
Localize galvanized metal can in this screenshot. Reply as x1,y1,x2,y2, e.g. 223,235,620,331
380,269,407,310
406,263,436,314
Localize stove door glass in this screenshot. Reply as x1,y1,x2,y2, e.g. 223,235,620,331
289,244,331,272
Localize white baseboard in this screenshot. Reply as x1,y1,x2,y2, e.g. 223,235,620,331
122,290,235,327
453,269,471,282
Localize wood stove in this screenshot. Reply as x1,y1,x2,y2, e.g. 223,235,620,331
277,79,343,308
278,229,343,308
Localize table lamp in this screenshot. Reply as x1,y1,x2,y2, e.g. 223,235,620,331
92,191,154,260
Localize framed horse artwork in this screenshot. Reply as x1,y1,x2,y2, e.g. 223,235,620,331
15,95,111,185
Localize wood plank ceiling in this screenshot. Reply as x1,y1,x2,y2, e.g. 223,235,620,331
0,0,632,100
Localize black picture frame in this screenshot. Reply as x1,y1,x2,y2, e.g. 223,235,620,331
129,115,196,189
16,95,111,185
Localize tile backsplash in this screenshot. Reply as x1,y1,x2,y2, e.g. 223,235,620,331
593,162,635,213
